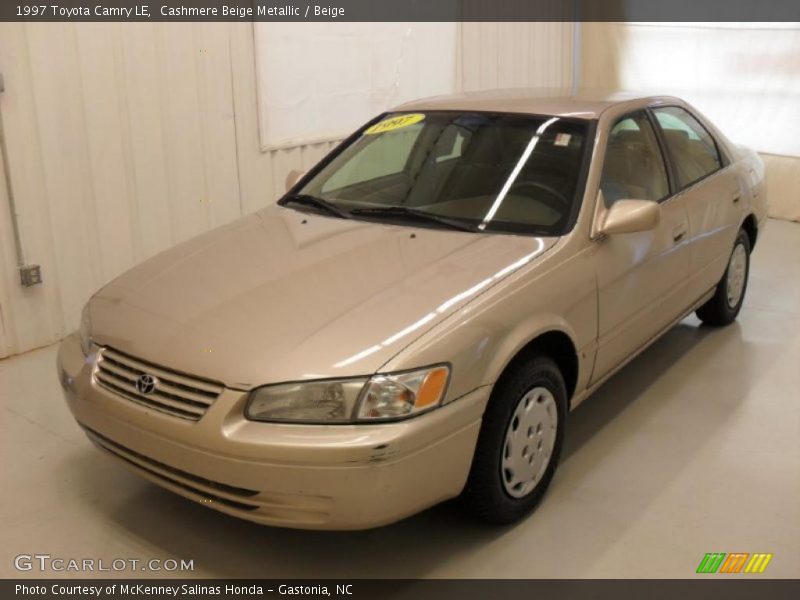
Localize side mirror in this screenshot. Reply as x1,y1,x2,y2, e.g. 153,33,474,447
285,169,306,192
600,199,661,235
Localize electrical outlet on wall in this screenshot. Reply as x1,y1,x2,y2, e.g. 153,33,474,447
19,264,42,287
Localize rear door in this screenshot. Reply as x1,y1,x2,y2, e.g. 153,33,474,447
651,106,743,303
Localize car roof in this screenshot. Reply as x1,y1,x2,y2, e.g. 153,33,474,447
393,88,673,120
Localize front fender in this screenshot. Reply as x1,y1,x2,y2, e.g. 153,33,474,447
380,242,597,406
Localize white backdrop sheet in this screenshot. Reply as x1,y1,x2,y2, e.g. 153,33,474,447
254,23,458,149
607,22,800,157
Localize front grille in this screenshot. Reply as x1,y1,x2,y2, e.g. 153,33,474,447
93,347,223,421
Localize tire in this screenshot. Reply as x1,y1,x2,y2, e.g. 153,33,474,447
461,355,567,524
696,229,751,327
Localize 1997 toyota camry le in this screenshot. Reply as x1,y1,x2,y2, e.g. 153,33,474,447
58,91,767,529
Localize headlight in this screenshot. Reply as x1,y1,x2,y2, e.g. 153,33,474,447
246,379,368,423
79,303,92,355
358,366,449,421
245,365,450,424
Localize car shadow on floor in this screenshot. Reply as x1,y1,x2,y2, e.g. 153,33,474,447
563,320,713,462
68,318,755,578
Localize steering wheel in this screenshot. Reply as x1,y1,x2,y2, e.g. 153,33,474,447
507,181,570,212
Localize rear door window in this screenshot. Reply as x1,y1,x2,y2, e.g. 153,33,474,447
653,107,722,189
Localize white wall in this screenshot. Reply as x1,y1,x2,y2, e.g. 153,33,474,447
460,22,574,91
0,21,574,358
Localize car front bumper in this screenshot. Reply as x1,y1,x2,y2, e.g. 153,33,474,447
57,333,489,530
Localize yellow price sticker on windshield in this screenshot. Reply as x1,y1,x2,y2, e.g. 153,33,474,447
364,113,425,135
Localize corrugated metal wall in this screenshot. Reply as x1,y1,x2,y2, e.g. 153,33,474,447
460,22,574,91
0,22,573,358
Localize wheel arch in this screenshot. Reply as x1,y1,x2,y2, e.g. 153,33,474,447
741,213,758,250
494,329,579,406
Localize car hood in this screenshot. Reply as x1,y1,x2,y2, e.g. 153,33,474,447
90,205,558,388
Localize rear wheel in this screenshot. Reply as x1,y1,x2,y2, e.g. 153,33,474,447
696,229,751,326
461,355,567,524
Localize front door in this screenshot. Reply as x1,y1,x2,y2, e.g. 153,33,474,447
591,111,692,384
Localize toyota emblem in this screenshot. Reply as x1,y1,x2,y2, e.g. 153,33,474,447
135,374,157,395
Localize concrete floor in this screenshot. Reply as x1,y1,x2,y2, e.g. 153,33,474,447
1,219,798,579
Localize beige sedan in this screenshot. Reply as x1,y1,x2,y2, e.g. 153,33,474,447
57,91,767,529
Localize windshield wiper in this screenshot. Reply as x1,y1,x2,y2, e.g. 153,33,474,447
281,194,351,219
349,205,478,232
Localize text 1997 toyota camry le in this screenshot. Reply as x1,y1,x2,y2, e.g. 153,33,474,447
58,91,767,529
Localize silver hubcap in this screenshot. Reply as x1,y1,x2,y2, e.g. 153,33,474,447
501,386,558,498
726,243,747,308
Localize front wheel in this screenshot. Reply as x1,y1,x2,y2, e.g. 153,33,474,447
461,355,567,524
696,229,751,326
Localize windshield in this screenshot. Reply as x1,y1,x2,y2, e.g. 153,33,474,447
289,111,591,236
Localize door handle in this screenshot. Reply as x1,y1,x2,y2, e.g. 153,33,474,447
732,194,741,204
672,227,687,243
